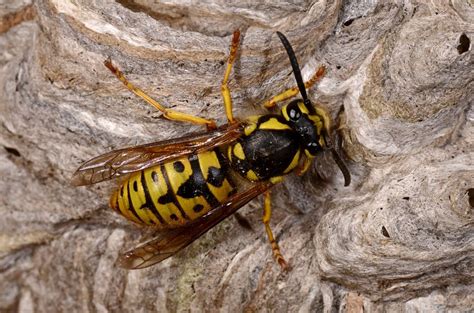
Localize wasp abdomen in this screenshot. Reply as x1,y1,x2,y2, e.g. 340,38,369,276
110,150,235,227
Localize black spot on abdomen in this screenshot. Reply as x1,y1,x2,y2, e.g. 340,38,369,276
207,166,225,187
176,154,219,207
158,192,175,205
173,161,185,172
193,204,204,213
151,171,158,182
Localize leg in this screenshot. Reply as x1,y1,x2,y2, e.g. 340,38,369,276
104,59,217,130
221,30,240,123
263,65,326,109
262,190,288,270
296,156,313,176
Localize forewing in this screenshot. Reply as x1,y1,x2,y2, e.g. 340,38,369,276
118,182,272,269
71,123,243,186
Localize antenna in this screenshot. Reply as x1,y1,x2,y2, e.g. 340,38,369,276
276,32,315,113
277,32,351,186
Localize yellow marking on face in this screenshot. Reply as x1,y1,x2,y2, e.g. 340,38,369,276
259,118,291,130
308,114,323,135
281,104,290,121
246,170,259,181
308,114,321,123
297,101,309,114
315,105,332,134
283,149,301,174
270,176,283,184
305,149,315,158
233,143,245,160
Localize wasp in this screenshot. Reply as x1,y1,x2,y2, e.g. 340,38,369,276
72,30,350,270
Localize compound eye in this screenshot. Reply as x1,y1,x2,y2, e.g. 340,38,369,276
306,141,321,155
288,107,301,121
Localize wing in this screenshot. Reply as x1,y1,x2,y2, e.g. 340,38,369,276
71,123,243,186
118,182,272,269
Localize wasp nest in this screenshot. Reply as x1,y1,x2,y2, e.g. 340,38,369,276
0,0,472,312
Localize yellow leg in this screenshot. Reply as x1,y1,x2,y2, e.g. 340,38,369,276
262,191,288,270
104,59,217,130
221,30,240,123
296,156,314,176
263,65,326,109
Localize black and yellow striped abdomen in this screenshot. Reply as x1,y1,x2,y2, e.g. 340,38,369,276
110,150,235,227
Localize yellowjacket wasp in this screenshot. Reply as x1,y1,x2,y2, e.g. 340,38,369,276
72,30,350,270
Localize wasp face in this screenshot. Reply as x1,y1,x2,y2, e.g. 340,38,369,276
282,99,326,157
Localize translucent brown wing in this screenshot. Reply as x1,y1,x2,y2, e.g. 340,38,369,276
119,182,272,269
71,123,243,186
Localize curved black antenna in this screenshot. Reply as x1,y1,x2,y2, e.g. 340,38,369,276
331,148,351,186
321,131,351,186
278,32,351,186
276,32,315,113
